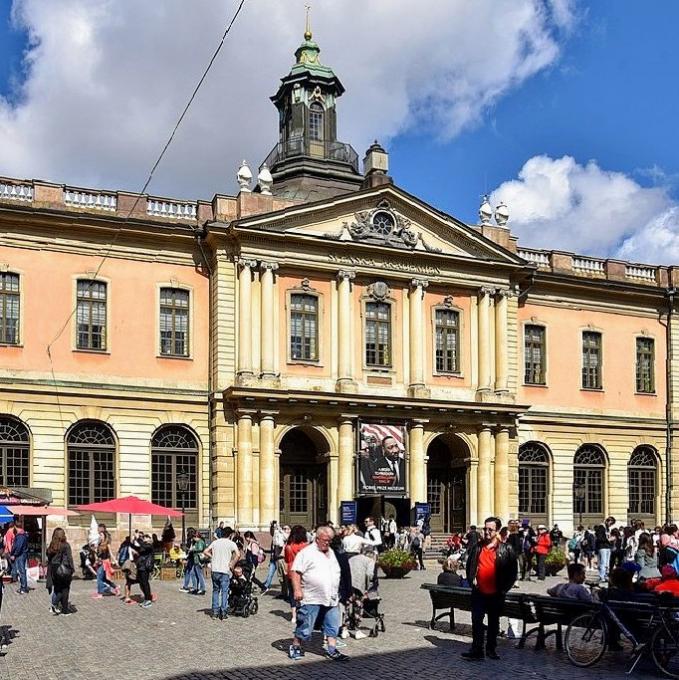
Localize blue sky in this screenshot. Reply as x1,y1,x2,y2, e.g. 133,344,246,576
0,1,678,262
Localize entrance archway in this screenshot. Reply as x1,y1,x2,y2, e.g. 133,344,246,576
279,427,329,528
426,434,469,533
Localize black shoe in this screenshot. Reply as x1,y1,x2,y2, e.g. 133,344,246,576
211,611,220,620
461,651,484,661
486,650,500,660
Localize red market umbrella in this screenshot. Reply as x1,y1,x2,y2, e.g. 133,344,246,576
5,505,79,517
75,495,183,538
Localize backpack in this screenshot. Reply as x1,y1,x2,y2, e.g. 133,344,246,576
54,549,73,579
568,536,579,552
411,535,421,550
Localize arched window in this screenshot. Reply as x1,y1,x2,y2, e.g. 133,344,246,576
518,442,549,525
0,416,30,487
309,103,324,142
628,446,657,520
151,426,198,510
67,421,116,505
573,445,606,526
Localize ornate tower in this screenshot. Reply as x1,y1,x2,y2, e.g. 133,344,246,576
262,19,363,200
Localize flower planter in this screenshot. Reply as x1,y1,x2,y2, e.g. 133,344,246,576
379,564,414,579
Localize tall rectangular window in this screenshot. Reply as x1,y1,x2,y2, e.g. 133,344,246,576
160,287,189,356
76,280,107,350
435,309,459,373
290,293,318,361
524,324,546,385
582,331,602,389
636,337,655,393
0,272,19,345
365,301,391,367
309,103,324,142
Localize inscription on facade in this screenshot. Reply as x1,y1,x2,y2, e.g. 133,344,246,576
328,253,440,275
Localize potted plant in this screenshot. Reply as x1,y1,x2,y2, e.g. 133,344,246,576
544,548,568,576
377,548,417,579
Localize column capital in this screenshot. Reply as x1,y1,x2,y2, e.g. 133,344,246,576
258,410,279,421
338,413,359,423
409,278,429,291
259,260,279,273
337,269,356,282
479,286,496,298
236,257,258,270
477,423,494,433
235,408,257,419
408,418,429,430
496,287,517,299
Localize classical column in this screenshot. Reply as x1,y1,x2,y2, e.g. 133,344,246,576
409,279,429,391
338,417,355,502
494,289,511,393
477,287,494,391
259,412,276,525
236,411,254,525
477,425,493,520
237,259,257,377
336,270,356,390
494,426,509,521
259,261,279,379
409,420,427,504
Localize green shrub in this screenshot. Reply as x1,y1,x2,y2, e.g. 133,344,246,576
545,548,568,572
377,548,417,570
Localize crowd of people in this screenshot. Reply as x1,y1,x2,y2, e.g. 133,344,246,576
7,510,679,665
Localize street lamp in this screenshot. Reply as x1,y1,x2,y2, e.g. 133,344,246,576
574,481,586,528
177,469,190,548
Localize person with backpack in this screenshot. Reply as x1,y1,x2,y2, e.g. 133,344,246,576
518,519,536,581
243,530,267,592
409,526,425,570
364,517,383,554
9,525,29,594
46,527,75,615
568,526,584,564
132,533,154,608
188,531,207,595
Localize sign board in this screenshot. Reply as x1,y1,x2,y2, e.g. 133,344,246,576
357,422,407,496
340,500,357,525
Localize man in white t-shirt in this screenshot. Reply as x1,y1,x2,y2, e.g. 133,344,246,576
289,525,348,662
365,517,383,553
203,526,240,620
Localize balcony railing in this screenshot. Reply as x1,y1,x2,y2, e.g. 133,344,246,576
263,136,359,174
518,249,550,266
64,189,117,211
625,265,656,282
147,198,197,220
0,181,33,201
573,256,605,274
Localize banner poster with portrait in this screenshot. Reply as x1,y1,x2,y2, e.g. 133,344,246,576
357,422,407,496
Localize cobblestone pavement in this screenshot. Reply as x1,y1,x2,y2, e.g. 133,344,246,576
0,566,662,680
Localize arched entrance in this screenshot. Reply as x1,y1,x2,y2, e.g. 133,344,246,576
426,434,469,533
279,427,329,528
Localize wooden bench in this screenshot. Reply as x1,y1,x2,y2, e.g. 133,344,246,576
421,583,472,631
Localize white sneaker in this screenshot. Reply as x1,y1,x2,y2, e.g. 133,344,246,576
340,628,350,639
353,630,368,639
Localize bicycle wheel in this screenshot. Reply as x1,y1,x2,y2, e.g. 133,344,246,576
565,612,607,667
651,620,679,678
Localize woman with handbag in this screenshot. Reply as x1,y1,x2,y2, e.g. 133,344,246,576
46,528,75,615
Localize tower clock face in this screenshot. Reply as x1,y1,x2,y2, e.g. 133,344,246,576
372,211,395,235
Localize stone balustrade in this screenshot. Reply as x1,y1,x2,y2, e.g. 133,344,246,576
517,248,550,267
147,198,197,220
0,181,33,201
625,264,656,282
64,189,117,211
573,256,605,274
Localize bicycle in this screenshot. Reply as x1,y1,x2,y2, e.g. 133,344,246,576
564,592,679,677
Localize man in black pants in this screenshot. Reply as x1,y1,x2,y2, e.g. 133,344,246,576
462,517,517,661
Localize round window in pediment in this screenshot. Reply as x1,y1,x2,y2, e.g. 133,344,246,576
372,210,395,236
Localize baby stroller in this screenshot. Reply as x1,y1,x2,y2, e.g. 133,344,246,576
348,588,386,637
228,559,259,617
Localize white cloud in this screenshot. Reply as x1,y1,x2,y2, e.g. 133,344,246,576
490,154,679,264
0,0,573,198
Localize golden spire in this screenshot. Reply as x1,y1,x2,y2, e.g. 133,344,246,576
304,4,312,41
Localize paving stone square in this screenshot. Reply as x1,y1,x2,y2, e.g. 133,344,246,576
0,566,663,680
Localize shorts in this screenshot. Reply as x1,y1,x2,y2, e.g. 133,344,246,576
294,603,341,641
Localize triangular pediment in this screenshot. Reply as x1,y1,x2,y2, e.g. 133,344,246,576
234,185,522,265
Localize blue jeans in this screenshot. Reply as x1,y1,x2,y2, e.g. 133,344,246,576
15,554,27,592
191,563,206,592
264,560,277,589
96,565,115,594
598,548,611,581
294,603,341,641
183,562,195,589
211,571,231,614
